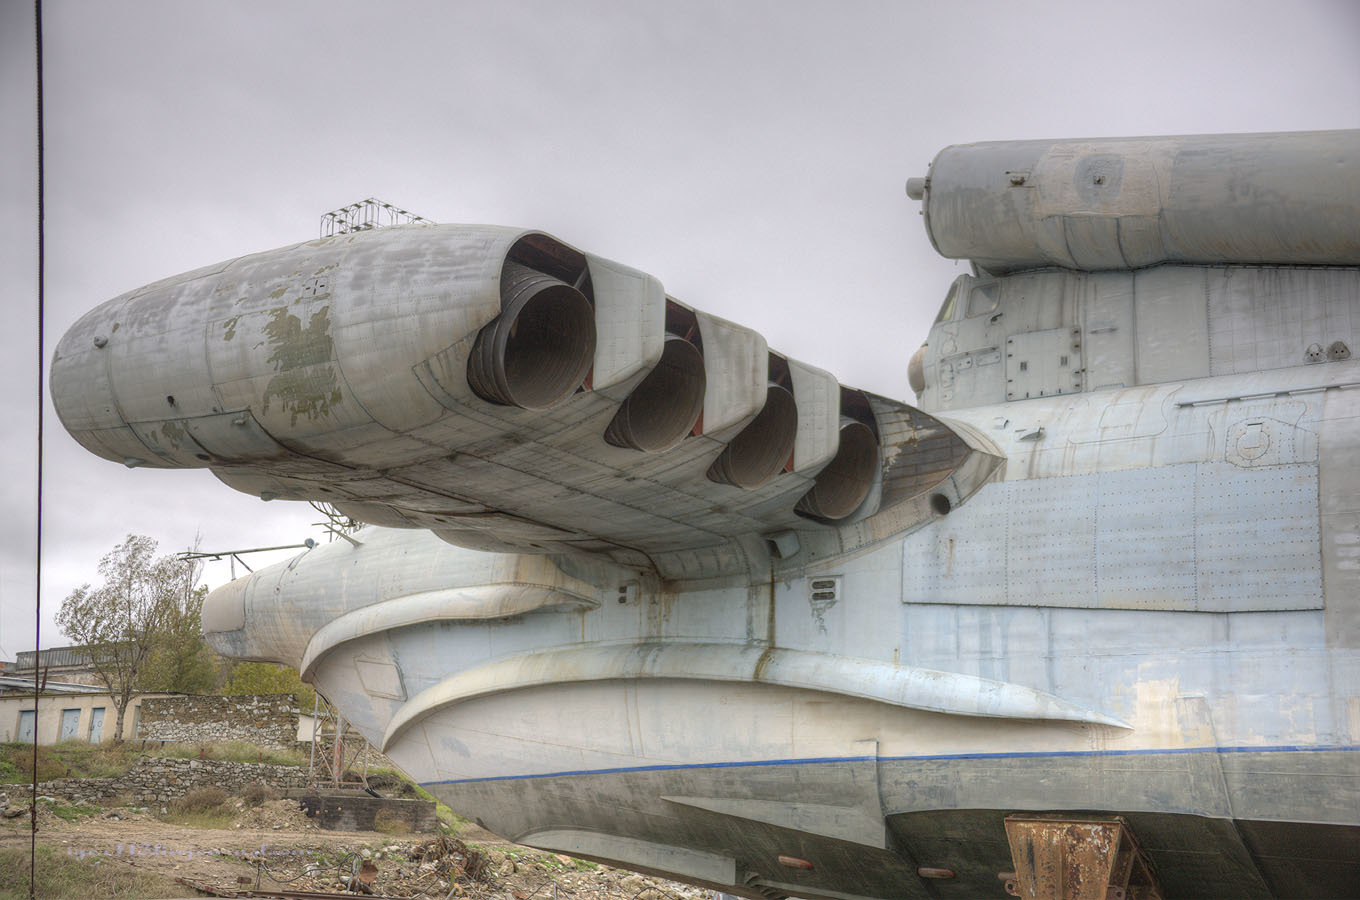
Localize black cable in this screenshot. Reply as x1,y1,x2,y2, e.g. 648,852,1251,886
30,1,45,898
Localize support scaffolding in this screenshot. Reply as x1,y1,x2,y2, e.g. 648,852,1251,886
307,693,376,791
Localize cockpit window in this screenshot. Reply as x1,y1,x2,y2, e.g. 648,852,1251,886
967,282,1000,317
934,281,961,324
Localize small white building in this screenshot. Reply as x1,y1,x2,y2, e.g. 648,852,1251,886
0,680,177,744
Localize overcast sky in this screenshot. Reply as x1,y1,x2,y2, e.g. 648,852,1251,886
1,0,1357,657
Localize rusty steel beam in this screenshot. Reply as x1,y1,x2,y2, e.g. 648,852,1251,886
1002,815,1164,900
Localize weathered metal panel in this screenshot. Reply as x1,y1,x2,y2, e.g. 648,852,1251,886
921,131,1360,274
1006,328,1082,401
1207,266,1360,376
1081,273,1136,391
583,253,666,396
1133,267,1210,385
1095,465,1196,608
693,309,767,436
1194,463,1322,611
1006,474,1097,605
903,480,1006,604
1321,388,1360,648
786,357,840,475
905,462,1322,611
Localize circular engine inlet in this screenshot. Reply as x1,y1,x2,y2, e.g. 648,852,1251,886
707,383,797,488
604,335,705,452
795,417,879,521
467,261,596,409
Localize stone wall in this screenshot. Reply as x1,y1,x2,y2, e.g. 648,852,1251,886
137,693,298,749
35,755,309,805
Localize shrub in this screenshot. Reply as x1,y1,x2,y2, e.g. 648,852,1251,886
171,786,229,813
241,781,279,805
162,786,234,829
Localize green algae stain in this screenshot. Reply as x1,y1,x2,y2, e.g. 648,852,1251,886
260,305,343,427
222,315,241,341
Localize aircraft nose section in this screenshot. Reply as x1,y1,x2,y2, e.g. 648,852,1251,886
201,574,257,661
201,568,302,666
203,575,247,635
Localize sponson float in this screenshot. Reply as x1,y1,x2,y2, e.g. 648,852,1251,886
53,130,1360,900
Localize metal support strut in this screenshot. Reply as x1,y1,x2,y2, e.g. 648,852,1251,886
1000,815,1165,900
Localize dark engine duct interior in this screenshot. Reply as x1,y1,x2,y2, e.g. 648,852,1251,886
707,383,797,488
467,260,596,409
795,415,879,521
604,335,706,452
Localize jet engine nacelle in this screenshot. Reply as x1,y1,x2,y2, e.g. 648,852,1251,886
53,225,963,559
914,130,1360,275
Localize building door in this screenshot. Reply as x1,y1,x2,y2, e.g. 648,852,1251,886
59,708,81,742
88,708,105,743
17,710,35,743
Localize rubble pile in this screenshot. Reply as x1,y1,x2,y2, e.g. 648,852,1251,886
232,797,316,831
238,835,715,900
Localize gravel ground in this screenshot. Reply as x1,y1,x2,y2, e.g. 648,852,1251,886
0,795,716,900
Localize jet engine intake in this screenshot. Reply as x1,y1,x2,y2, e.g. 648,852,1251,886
467,261,596,409
707,383,797,488
603,334,705,452
795,415,879,521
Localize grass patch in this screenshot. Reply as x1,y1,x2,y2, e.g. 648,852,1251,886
0,741,138,783
159,786,235,829
0,757,21,783
37,798,100,822
143,741,304,766
0,845,186,899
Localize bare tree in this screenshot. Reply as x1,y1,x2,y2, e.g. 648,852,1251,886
56,535,187,744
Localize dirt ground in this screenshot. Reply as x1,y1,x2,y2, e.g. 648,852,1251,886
0,798,714,900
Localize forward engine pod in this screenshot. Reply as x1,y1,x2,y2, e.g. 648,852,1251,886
467,261,596,409
795,416,879,521
917,130,1360,273
603,335,705,452
707,383,796,488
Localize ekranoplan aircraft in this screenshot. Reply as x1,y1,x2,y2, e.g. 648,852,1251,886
53,132,1359,899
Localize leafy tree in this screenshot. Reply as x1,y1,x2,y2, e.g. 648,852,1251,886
220,661,316,709
56,535,188,744
136,579,217,695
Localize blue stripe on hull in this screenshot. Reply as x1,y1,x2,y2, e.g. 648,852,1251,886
421,743,1360,786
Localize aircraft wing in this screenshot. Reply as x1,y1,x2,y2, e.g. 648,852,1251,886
51,226,1001,577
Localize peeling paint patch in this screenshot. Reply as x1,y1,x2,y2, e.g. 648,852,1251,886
160,419,188,449
261,305,343,426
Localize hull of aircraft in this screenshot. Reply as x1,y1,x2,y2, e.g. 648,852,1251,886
53,130,1360,898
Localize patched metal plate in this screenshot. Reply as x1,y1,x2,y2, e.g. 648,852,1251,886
1006,328,1082,401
